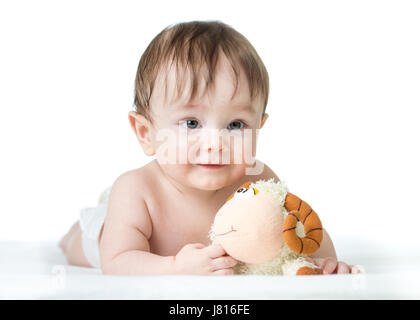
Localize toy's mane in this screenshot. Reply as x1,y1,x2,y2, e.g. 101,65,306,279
249,178,289,208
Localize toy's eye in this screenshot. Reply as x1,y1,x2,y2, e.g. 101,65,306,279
233,187,257,199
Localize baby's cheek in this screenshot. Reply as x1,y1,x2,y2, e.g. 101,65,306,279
176,132,190,164
154,128,178,165
159,129,200,165
229,131,256,166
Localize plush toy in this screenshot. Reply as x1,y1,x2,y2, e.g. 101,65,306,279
208,178,324,275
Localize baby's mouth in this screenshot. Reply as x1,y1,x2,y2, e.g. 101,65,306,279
215,225,237,236
195,164,226,169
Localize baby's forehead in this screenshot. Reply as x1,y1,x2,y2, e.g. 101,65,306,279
151,58,260,111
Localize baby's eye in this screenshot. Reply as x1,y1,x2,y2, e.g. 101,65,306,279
181,119,201,129
227,120,245,130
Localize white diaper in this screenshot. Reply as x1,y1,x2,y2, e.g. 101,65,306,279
79,187,110,269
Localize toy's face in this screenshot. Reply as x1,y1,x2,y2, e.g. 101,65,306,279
213,182,284,264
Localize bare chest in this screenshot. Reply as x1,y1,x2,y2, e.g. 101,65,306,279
146,195,219,256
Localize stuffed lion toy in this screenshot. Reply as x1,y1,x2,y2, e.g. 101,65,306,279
208,178,324,275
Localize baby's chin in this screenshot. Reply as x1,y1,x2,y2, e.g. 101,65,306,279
188,164,246,190
161,163,245,191
190,179,229,191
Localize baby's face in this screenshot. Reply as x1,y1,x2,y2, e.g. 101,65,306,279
147,54,267,191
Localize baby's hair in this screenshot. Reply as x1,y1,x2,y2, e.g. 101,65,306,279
134,20,269,122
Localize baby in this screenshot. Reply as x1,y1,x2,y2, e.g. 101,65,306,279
60,20,360,275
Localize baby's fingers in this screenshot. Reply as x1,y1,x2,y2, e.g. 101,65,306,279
351,265,365,274
305,257,326,267
212,268,234,276
323,258,338,274
337,261,350,274
211,256,238,271
202,243,226,258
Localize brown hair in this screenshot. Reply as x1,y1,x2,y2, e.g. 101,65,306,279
134,20,269,122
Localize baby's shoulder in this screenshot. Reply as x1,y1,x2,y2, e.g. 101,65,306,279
241,159,280,184
104,165,155,239
108,161,159,206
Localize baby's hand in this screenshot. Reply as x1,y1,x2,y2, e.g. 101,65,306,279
306,257,363,274
174,243,238,275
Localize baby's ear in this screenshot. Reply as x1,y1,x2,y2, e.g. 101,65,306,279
128,111,155,156
260,113,269,128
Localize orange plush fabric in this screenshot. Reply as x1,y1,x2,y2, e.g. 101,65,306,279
283,193,323,255
296,266,323,275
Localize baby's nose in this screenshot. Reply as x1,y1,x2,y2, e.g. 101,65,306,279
202,129,224,151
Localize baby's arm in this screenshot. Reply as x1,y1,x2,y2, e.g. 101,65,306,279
308,230,337,260
99,172,173,275
100,171,237,276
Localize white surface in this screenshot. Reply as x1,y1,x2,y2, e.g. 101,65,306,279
1,238,419,299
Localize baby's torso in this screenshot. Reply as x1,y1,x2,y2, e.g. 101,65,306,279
121,162,244,256
146,192,216,255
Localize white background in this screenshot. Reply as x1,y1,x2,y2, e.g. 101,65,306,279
0,0,419,259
